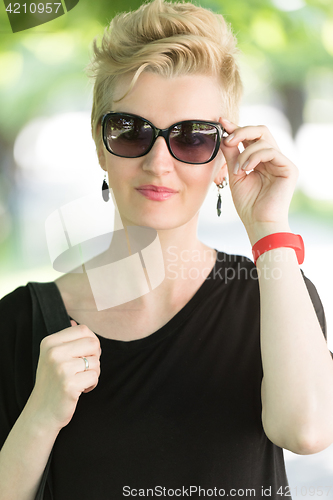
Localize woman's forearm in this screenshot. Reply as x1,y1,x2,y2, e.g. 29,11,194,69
247,223,333,454
0,395,61,500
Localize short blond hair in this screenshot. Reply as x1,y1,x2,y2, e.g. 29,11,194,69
87,0,243,147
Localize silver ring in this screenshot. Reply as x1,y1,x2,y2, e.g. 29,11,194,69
82,357,89,371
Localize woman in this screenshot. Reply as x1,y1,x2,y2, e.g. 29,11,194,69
1,0,333,499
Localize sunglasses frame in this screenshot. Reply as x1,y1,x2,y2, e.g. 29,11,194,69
101,112,225,165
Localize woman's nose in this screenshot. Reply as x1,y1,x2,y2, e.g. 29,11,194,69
141,137,175,174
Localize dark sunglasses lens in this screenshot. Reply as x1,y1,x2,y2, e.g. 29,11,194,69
104,115,154,157
170,122,218,163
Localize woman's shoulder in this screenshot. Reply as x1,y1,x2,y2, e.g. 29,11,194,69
0,283,32,315
0,285,34,360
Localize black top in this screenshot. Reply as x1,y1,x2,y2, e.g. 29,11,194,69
0,251,330,499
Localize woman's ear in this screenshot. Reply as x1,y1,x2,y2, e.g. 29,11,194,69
98,147,106,170
213,156,228,185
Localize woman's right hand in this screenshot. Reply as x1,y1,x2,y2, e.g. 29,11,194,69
27,320,101,431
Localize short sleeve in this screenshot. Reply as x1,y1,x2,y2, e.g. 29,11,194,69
300,268,333,359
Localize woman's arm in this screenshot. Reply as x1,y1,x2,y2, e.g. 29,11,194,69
219,119,333,455
248,222,333,455
0,395,60,500
0,320,101,500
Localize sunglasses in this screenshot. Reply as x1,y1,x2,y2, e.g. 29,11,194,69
101,112,225,165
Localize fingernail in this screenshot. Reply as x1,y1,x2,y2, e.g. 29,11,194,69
225,133,235,144
223,118,231,124
233,162,239,175
242,160,250,171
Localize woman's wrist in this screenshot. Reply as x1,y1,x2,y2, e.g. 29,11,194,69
0,395,61,500
23,392,63,437
245,222,292,248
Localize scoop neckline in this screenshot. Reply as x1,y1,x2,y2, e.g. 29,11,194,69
59,248,224,351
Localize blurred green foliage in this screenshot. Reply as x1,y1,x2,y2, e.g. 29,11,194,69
0,0,333,141
0,0,332,288
290,190,333,223
0,0,332,253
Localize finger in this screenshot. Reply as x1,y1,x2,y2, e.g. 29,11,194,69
218,121,241,173
58,336,101,358
223,124,280,151
235,139,275,167
73,355,100,375
82,383,98,394
220,117,238,135
82,385,97,394
74,370,99,394
42,324,97,347
70,319,77,327
236,148,296,176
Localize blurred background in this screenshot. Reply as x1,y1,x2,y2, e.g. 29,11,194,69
1,0,333,494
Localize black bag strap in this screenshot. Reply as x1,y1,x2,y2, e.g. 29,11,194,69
27,282,72,500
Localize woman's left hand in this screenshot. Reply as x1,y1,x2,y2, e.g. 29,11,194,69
219,118,299,237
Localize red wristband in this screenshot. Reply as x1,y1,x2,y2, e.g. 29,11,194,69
252,232,304,266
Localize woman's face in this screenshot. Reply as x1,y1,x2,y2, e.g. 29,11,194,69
98,72,227,230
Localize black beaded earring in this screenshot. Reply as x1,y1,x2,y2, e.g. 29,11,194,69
216,177,228,217
102,173,110,202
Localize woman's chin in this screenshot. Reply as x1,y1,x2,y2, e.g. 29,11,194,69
120,210,192,230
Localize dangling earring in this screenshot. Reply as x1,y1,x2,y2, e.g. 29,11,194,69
102,173,109,202
216,177,228,217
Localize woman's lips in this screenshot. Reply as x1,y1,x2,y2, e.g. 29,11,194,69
136,188,177,201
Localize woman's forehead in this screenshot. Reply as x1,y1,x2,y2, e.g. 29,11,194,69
111,72,225,124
